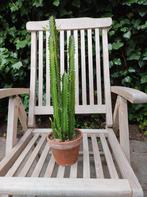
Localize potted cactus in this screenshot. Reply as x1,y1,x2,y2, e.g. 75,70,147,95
47,16,82,166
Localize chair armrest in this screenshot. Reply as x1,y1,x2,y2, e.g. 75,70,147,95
0,88,29,99
111,86,147,104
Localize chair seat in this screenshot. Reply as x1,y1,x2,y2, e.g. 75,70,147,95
0,129,143,196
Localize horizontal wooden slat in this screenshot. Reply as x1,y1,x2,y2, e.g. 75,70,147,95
111,86,147,104
26,18,112,31
32,128,109,135
35,105,106,114
0,88,29,99
0,177,131,196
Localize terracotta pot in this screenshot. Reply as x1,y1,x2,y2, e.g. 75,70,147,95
47,129,83,166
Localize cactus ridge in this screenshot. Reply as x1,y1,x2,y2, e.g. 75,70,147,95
49,16,75,141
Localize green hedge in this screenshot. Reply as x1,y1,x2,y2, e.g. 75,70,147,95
0,0,147,132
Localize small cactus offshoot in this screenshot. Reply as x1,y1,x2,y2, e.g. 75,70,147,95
49,16,75,141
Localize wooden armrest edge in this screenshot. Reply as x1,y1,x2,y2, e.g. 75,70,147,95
0,88,30,99
111,86,147,104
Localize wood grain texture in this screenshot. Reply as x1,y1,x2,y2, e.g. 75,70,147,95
28,32,37,127
34,105,106,114
0,177,131,197
95,28,102,104
38,31,43,106
91,134,104,178
6,134,39,177
83,134,90,178
74,30,79,105
17,97,28,132
0,88,29,99
100,134,119,179
102,29,113,127
32,143,49,177
118,96,130,162
18,135,46,177
80,30,87,105
108,129,143,197
46,31,50,106
0,130,32,176
111,86,147,104
26,17,112,31
6,97,19,154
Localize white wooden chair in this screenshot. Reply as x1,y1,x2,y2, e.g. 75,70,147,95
0,17,147,197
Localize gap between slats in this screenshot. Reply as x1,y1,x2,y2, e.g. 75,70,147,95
18,135,46,177
6,134,40,177
32,143,49,177
90,134,104,178
44,154,55,177
100,134,119,179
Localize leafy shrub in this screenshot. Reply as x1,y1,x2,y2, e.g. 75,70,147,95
0,0,146,132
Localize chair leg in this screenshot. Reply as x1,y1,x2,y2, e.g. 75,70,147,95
118,96,130,162
6,97,19,155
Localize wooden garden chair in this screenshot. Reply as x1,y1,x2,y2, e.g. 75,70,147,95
0,17,147,197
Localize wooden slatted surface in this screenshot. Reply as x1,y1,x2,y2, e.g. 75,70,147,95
29,21,113,121
4,131,121,180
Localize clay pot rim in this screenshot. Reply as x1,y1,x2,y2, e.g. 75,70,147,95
47,128,82,144
47,128,83,150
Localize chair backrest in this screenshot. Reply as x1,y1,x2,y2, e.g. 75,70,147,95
26,17,113,128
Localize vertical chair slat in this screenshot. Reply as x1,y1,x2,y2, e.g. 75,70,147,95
28,32,37,127
83,134,90,178
44,155,55,177
60,31,65,77
102,29,113,127
46,31,50,106
74,30,79,105
38,31,43,106
100,134,119,179
32,143,49,177
87,29,94,105
95,29,102,104
19,135,46,177
67,30,71,68
91,135,104,178
80,30,87,105
6,97,19,154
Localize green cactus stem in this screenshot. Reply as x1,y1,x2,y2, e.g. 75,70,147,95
48,16,75,141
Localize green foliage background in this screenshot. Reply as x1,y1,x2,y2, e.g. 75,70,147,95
0,0,147,132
